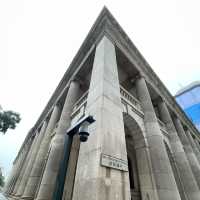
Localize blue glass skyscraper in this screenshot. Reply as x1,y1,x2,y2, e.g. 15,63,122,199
175,81,200,131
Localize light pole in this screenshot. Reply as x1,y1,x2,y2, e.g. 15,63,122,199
53,115,95,200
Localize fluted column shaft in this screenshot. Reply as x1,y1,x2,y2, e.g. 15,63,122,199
3,158,19,195
12,146,33,195
186,130,200,164
7,160,22,194
11,133,39,196
8,139,32,195
158,100,200,200
12,134,37,196
136,77,181,200
15,121,47,197
173,118,200,189
194,139,200,152
4,156,21,195
36,80,80,200
22,105,61,199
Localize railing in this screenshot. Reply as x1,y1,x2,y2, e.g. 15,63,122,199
120,86,142,112
72,91,88,113
71,90,88,122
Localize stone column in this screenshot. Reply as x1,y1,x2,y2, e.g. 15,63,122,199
173,118,200,189
15,121,47,197
10,136,36,196
136,77,181,200
22,104,61,199
158,100,200,199
4,155,21,195
8,138,32,195
73,36,131,200
7,152,26,195
4,153,24,195
35,80,80,200
3,163,16,195
186,130,200,164
194,139,200,152
11,134,38,196
6,165,19,195
12,138,35,195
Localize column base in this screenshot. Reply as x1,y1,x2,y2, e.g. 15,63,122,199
22,196,34,200
12,194,21,197
7,195,20,200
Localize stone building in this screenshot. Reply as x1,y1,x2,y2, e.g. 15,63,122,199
4,7,200,200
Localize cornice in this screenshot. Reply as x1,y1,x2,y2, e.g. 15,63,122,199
27,7,200,143
99,8,200,139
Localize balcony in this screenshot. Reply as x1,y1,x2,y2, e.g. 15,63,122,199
68,86,169,137
71,91,88,123
71,86,144,121
120,86,144,117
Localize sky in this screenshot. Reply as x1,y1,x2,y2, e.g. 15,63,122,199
0,0,200,178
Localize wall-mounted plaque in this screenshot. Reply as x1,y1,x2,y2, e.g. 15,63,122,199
100,153,128,171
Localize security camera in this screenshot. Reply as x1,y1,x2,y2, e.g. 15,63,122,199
67,115,95,142
79,121,90,142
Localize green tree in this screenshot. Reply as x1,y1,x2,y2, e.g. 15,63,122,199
0,173,5,187
0,109,21,134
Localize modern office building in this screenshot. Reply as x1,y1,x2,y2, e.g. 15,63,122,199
176,81,200,131
4,7,200,200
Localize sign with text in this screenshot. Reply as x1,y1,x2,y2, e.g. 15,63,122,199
100,154,128,171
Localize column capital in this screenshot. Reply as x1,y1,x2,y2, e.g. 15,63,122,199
152,96,164,105
70,77,81,85
135,72,145,80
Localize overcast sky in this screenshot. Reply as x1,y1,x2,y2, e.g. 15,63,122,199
0,0,200,178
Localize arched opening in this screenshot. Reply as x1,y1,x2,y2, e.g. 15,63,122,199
123,113,143,200
128,157,135,189
164,141,187,200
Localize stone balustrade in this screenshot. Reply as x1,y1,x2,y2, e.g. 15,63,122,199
71,86,144,120
120,86,142,111
71,91,88,123
72,91,88,113
120,86,144,117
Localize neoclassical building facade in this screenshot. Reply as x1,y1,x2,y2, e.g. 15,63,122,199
4,7,200,200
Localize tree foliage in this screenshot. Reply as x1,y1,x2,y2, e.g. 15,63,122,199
0,173,5,187
0,110,21,134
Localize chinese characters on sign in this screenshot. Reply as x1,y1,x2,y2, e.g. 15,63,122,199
100,154,128,171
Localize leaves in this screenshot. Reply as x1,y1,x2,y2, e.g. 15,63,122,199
0,173,4,187
0,110,21,134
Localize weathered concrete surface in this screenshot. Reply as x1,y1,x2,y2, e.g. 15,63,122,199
7,139,32,195
158,100,200,200
14,121,47,198
186,129,200,164
22,105,61,200
173,118,200,191
35,80,80,200
73,36,131,200
136,77,181,200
